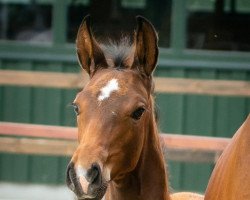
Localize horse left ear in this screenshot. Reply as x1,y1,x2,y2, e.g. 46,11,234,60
133,16,159,76
76,15,108,77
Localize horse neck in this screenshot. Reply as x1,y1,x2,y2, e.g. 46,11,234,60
106,96,171,200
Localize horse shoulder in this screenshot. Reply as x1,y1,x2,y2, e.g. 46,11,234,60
170,192,204,200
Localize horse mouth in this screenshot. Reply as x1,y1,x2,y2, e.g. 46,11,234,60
76,182,108,200
68,179,108,200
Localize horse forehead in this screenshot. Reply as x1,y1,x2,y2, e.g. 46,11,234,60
87,72,131,98
97,78,120,101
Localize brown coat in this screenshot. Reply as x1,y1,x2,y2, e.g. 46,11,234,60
205,115,250,200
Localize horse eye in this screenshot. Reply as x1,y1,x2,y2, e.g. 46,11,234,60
71,103,80,116
131,107,145,120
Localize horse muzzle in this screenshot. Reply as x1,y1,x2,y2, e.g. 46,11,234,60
66,162,107,199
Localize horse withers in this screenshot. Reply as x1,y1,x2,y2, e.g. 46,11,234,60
66,15,203,200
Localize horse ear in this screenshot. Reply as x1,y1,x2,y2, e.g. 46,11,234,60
133,16,159,76
76,15,107,77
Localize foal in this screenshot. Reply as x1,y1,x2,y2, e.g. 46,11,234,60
66,15,203,200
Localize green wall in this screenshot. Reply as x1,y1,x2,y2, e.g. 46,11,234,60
154,67,250,192
0,60,78,184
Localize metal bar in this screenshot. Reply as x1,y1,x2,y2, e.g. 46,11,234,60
52,0,68,44
170,0,187,52
0,42,250,70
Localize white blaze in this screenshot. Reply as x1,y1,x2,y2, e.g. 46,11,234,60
76,166,89,194
98,79,119,101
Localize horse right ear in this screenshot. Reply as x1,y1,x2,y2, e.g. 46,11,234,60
133,16,159,76
76,15,107,77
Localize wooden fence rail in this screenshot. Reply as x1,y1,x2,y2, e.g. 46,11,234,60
1,69,250,96
0,122,230,163
0,68,240,163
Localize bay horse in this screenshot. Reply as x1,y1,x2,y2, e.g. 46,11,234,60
66,15,203,200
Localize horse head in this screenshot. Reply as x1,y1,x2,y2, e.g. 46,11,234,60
66,15,158,200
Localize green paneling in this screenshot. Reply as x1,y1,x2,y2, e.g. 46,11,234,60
183,69,215,135
226,72,248,134
180,162,212,192
29,62,63,184
31,62,63,125
61,63,79,127
0,60,3,121
0,60,77,184
0,153,29,182
214,71,248,137
180,70,215,192
0,61,32,183
2,61,32,122
247,72,250,115
0,154,13,181
155,68,185,191
57,156,71,183
153,67,249,193
155,67,186,133
30,155,60,184
0,61,4,181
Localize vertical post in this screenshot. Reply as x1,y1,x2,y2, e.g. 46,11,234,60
52,0,68,45
170,0,187,53
0,4,8,39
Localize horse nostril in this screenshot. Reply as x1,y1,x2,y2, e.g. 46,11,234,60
66,162,76,190
87,163,101,185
